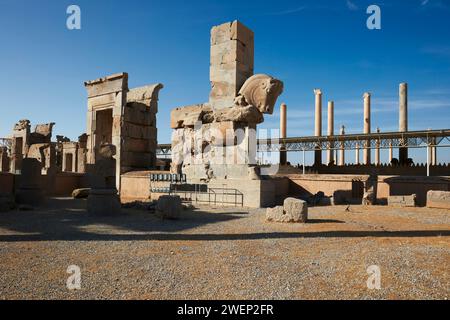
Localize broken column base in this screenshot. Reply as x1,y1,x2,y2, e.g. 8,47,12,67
427,190,450,209
87,189,121,216
266,197,308,223
388,194,417,207
156,195,182,219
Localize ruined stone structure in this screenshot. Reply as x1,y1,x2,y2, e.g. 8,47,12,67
170,21,284,207
86,144,121,215
84,73,163,190
61,134,87,173
209,21,254,109
0,147,9,172
10,120,56,174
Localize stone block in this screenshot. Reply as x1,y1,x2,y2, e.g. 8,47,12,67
283,197,308,222
156,195,182,219
127,83,163,105
266,198,308,223
87,189,121,216
170,104,211,129
388,194,417,207
84,73,128,98
426,190,450,209
210,20,254,47
72,188,90,199
87,92,116,110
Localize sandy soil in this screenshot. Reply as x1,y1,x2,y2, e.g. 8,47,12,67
0,198,449,300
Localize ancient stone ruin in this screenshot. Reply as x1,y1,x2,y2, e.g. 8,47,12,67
10,119,56,175
170,21,284,207
84,72,163,192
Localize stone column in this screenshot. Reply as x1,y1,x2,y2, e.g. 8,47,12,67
389,142,393,164
339,125,345,166
0,147,9,172
431,138,437,165
363,92,371,165
355,143,360,165
209,21,254,109
314,89,322,166
327,101,334,165
375,128,381,166
399,83,408,164
279,103,287,165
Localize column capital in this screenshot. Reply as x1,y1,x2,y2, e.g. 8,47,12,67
363,92,371,98
314,88,322,95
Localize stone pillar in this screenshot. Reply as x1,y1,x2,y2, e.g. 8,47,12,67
0,147,9,172
375,128,381,166
363,92,371,165
399,83,408,164
355,143,360,165
389,142,393,163
339,125,345,166
209,21,254,109
314,89,322,166
15,158,45,207
431,138,437,165
327,101,334,165
280,103,287,165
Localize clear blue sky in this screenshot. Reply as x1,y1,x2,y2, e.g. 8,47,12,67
1,0,449,164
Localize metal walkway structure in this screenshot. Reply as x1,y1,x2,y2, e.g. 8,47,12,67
156,129,450,155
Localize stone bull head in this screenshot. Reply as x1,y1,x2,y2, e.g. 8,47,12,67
236,74,284,114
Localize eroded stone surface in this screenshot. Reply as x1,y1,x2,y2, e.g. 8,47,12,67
388,194,417,207
427,190,450,209
266,198,308,223
156,195,182,219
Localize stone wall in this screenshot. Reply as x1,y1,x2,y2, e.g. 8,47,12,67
285,174,450,206
209,21,254,109
0,147,9,172
84,73,163,191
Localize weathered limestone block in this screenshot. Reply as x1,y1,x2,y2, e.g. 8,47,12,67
14,119,31,131
363,174,378,205
72,188,90,199
84,73,128,98
29,123,55,144
283,197,308,222
266,205,287,222
171,104,213,129
213,105,263,124
266,198,308,223
87,189,121,216
15,158,44,207
426,190,450,209
127,83,163,111
388,194,417,207
86,143,121,215
210,21,254,109
156,195,182,219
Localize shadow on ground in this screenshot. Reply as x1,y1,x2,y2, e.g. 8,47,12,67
0,198,448,243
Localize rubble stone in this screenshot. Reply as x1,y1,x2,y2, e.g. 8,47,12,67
156,195,182,219
426,190,450,209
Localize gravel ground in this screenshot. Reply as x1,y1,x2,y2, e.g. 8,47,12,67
0,198,449,300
